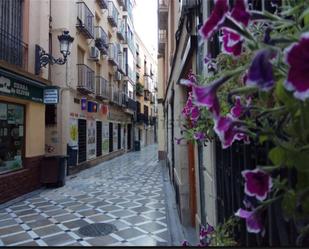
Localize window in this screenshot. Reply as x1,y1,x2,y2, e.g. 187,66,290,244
0,102,24,174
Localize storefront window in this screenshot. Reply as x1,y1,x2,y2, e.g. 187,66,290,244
0,102,24,174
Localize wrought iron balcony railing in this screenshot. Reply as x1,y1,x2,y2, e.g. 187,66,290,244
97,0,108,9
108,43,118,66
77,64,95,94
108,1,119,27
95,76,109,100
94,26,108,54
117,19,126,41
0,27,28,69
127,98,137,112
76,2,94,39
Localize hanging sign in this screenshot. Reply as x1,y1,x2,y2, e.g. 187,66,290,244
81,97,87,110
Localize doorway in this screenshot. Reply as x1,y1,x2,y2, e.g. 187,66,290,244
78,119,87,163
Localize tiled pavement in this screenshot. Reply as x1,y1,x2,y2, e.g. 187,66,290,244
0,145,171,246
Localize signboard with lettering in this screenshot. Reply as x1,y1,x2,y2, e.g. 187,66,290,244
44,88,59,104
0,75,44,103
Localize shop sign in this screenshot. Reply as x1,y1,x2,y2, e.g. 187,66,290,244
81,97,87,110
44,88,59,104
0,75,44,103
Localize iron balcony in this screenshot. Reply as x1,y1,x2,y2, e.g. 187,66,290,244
77,64,95,94
94,26,109,55
108,1,119,28
76,2,94,39
95,76,110,100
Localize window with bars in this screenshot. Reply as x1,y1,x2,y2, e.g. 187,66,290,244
0,0,27,69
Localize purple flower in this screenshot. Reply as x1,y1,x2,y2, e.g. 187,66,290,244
199,0,229,39
191,106,200,121
199,225,208,240
192,76,231,117
242,168,273,201
284,33,309,100
230,96,243,118
230,0,251,27
246,49,276,91
222,29,243,56
214,114,244,149
235,208,263,233
194,131,206,141
175,137,184,145
182,240,190,246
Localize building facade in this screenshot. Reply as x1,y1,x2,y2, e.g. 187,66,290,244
46,0,139,171
135,33,158,148
0,0,51,203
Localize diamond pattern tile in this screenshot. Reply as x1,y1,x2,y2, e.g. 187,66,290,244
0,145,170,246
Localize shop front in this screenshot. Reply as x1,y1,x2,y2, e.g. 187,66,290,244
0,66,50,203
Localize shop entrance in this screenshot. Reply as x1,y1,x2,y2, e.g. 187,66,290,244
127,124,132,150
109,122,113,152
78,119,87,163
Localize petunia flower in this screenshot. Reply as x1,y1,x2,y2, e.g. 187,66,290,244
190,106,200,121
175,137,184,145
230,96,243,118
194,131,206,141
235,208,263,233
242,168,273,201
222,29,243,56
246,49,276,91
214,114,246,149
199,0,229,39
284,33,309,101
182,240,190,246
192,75,231,117
230,0,251,27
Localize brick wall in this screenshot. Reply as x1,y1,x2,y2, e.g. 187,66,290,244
0,156,42,204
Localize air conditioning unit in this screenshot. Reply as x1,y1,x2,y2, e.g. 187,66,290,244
89,46,100,61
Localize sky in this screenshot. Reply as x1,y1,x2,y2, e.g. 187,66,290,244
133,0,158,59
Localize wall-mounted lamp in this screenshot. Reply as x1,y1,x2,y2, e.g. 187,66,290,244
35,30,74,75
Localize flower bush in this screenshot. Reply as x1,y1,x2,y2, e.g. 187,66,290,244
180,0,309,245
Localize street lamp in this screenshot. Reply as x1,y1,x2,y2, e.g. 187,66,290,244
35,30,74,75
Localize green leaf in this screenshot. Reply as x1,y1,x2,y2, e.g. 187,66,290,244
282,190,296,219
268,146,286,165
292,151,309,172
275,79,295,108
259,134,268,144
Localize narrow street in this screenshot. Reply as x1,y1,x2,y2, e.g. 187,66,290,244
0,145,175,246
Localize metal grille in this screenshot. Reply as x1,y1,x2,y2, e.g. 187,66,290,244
215,139,298,246
78,223,117,237
0,0,27,69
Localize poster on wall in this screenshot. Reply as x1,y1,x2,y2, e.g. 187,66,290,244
102,122,109,155
87,120,96,160
0,103,7,120
69,118,78,147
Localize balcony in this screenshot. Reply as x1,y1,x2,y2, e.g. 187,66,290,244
0,27,28,70
117,19,126,41
137,113,146,124
120,91,128,107
94,26,108,55
158,29,167,54
77,64,95,94
150,93,155,103
108,1,119,28
136,82,144,96
158,0,168,29
144,75,151,92
117,0,125,7
117,52,125,74
76,2,94,39
97,0,108,9
108,43,118,66
144,91,150,101
127,98,137,112
111,86,120,105
95,76,109,100
136,56,141,68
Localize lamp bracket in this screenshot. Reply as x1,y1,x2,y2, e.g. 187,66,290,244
35,44,67,75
